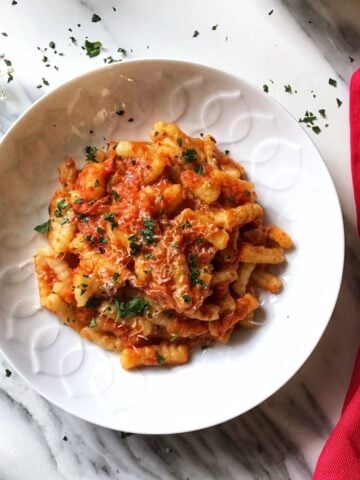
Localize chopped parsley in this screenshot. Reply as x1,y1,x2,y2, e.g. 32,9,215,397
89,318,97,328
91,13,101,22
212,24,218,30
116,109,125,116
42,77,49,86
299,111,317,125
156,353,165,364
263,84,269,93
141,218,156,244
94,179,100,187
99,235,108,244
60,217,69,225
188,254,208,289
84,39,102,58
115,297,150,320
77,213,90,222
54,199,67,217
4,59,12,67
193,30,199,38
112,272,120,284
5,368,12,377
128,234,142,255
84,145,97,162
7,73,13,83
96,226,105,234
85,297,101,308
328,78,337,87
85,235,95,243
182,148,197,163
336,98,342,108
284,84,292,93
1,32,8,37
312,126,321,134
103,55,122,64
268,9,274,15
195,164,205,176
117,47,127,56
180,220,192,229
144,252,155,259
70,36,77,44
111,190,120,200
103,212,118,229
170,333,179,341
319,109,326,118
177,138,183,147
49,41,56,49
182,294,191,303
34,220,51,234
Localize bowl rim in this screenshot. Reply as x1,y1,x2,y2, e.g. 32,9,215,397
0,58,345,434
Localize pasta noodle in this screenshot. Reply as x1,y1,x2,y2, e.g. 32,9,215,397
34,121,292,369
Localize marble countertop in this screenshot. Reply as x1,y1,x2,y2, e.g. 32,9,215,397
1,1,359,479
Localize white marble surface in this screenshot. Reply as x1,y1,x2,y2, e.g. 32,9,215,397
0,0,359,478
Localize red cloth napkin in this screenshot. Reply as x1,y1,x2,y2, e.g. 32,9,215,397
314,69,360,479
350,68,360,235
313,349,360,479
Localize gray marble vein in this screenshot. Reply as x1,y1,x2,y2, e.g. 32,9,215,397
280,0,360,82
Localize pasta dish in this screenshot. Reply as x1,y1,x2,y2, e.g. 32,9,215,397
34,122,292,369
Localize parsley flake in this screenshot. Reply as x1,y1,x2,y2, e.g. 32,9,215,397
84,39,102,58
103,212,118,229
49,41,56,49
5,368,12,377
84,145,97,162
182,148,197,163
284,84,292,93
89,318,97,328
319,109,326,118
188,254,208,289
128,234,142,255
156,353,165,364
115,297,150,320
177,138,183,147
312,126,321,134
112,272,120,284
195,164,205,176
34,220,51,234
54,199,67,217
299,111,317,125
336,98,342,108
193,30,199,38
182,294,191,303
141,218,156,244
263,84,269,93
111,190,120,200
212,24,218,30
328,78,337,87
91,14,101,22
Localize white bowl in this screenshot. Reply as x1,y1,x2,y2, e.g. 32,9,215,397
0,59,344,434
